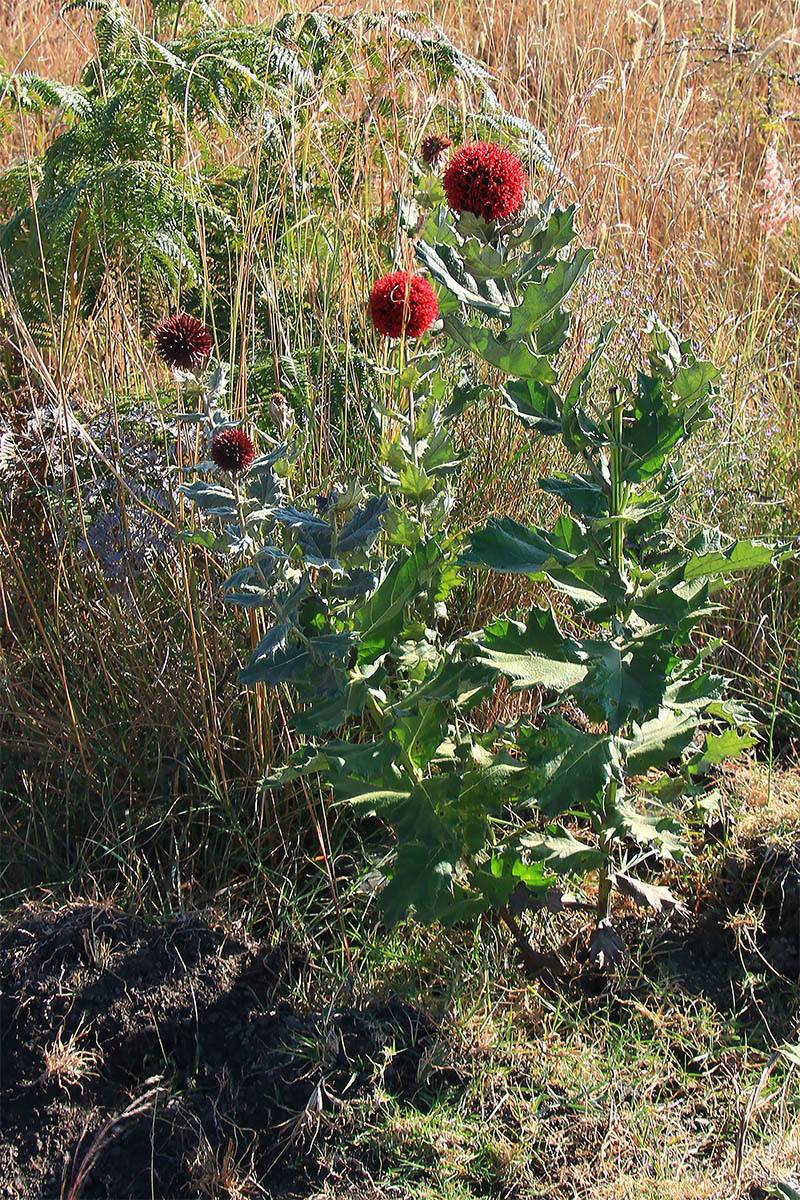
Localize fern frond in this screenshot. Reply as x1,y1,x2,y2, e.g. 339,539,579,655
17,72,94,118
474,110,555,173
0,161,43,217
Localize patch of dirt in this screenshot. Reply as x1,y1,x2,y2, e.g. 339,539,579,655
531,817,800,1022
0,907,452,1200
625,834,799,1015
2,809,799,1200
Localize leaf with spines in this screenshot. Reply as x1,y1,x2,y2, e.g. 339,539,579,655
467,606,587,693
462,516,574,575
539,472,608,519
443,315,558,382
607,797,687,860
625,708,700,775
337,495,389,554
516,718,624,818
463,517,627,614
239,643,310,687
520,828,606,875
682,532,790,584
355,540,442,665
571,625,680,733
389,702,450,770
395,658,495,712
501,378,563,434
293,667,387,733
505,249,594,341
179,479,237,515
688,727,759,775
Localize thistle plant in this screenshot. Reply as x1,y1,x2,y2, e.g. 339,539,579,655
167,132,791,971
265,142,612,937
374,150,789,962
459,316,791,963
154,321,392,716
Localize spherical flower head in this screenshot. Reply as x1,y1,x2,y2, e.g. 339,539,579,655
420,133,453,171
443,142,526,222
210,428,256,476
154,312,213,371
369,272,438,339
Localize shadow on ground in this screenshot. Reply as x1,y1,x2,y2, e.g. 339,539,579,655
0,829,798,1200
0,907,459,1199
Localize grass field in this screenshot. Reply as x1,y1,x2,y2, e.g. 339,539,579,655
1,1,800,1197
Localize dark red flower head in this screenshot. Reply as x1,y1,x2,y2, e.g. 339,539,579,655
154,312,213,371
420,133,453,171
443,142,526,222
369,272,438,339
210,428,256,476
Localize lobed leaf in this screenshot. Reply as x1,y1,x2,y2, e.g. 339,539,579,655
520,828,606,875
517,718,624,817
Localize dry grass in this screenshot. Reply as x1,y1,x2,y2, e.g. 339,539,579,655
190,1133,267,1200
4,0,799,497
723,759,800,841
42,1025,101,1090
7,0,800,318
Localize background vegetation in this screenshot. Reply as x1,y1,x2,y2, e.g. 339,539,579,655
2,0,798,906
1,2,799,1196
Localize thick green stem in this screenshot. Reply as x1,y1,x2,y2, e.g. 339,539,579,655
233,476,248,544
398,335,417,465
595,770,619,925
595,388,628,925
609,386,625,594
596,850,614,924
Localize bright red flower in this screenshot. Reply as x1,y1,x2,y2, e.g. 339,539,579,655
369,272,438,339
154,312,213,371
210,428,256,476
443,142,526,222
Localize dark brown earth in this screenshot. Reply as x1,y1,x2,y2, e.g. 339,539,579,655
1,833,798,1200
0,907,452,1200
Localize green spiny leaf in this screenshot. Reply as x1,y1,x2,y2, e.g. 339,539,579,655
517,718,623,817
468,606,588,693
520,828,606,875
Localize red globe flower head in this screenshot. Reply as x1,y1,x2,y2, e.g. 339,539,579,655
420,132,453,171
154,312,213,371
210,428,256,476
443,142,526,222
369,272,438,339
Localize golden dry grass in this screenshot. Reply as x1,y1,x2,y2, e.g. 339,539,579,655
5,0,800,329
722,758,800,841
5,0,800,454
41,1025,101,1089
5,0,798,524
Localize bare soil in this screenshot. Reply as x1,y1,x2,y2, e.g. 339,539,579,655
0,907,448,1199
1,827,798,1200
